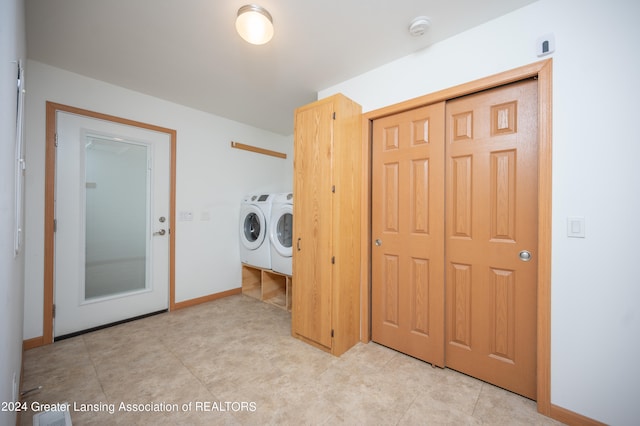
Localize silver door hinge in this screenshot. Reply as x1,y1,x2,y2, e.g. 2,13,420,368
53,219,57,232
54,133,59,147
332,185,335,193
332,112,336,120
52,304,56,318
331,256,335,264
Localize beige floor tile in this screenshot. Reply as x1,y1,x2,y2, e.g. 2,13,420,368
22,337,92,377
399,396,484,425
423,367,485,415
21,294,561,425
473,382,564,425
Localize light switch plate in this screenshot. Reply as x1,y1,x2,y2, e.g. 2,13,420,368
567,216,585,238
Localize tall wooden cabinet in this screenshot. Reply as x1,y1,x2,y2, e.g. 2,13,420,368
291,94,362,356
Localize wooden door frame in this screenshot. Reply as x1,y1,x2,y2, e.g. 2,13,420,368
42,102,177,345
360,59,552,415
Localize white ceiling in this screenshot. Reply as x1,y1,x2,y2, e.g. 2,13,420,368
25,0,538,135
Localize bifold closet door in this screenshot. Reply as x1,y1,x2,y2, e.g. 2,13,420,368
371,102,446,367
445,78,538,399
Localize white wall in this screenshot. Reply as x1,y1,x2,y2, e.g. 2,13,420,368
23,60,293,339
319,0,640,424
0,0,26,424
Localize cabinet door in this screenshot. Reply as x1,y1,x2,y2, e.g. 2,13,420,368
292,100,334,349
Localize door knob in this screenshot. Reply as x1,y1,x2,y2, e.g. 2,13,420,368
154,229,166,236
375,239,382,246
159,216,166,223
519,250,532,261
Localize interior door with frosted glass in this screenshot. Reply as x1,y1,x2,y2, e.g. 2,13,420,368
54,112,170,337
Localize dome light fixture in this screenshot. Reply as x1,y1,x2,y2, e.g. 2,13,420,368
236,4,274,45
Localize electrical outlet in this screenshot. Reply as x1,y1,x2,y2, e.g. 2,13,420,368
178,211,194,221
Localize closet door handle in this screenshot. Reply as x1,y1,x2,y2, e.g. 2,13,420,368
519,250,532,261
297,238,301,251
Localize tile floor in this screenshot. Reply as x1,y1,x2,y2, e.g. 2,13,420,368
21,295,563,425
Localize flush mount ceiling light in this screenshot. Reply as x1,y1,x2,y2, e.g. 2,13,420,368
236,4,274,45
409,16,431,37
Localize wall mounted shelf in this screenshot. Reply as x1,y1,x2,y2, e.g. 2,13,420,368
231,141,287,159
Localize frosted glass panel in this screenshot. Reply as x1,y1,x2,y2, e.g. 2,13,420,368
84,137,149,300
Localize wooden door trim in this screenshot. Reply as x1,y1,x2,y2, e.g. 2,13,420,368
360,59,552,415
43,102,177,345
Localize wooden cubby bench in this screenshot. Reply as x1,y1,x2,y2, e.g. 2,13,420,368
241,264,292,312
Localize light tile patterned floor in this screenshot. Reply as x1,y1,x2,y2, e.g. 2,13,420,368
21,295,563,425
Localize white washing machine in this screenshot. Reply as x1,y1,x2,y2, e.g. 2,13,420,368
269,192,293,276
239,193,273,269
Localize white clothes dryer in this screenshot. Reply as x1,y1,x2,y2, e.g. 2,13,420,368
239,193,273,269
269,192,293,276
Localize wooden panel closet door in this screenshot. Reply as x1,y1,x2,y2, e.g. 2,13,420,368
292,100,334,350
371,102,446,367
445,79,538,399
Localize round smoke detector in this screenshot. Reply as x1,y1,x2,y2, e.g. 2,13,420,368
409,16,431,37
